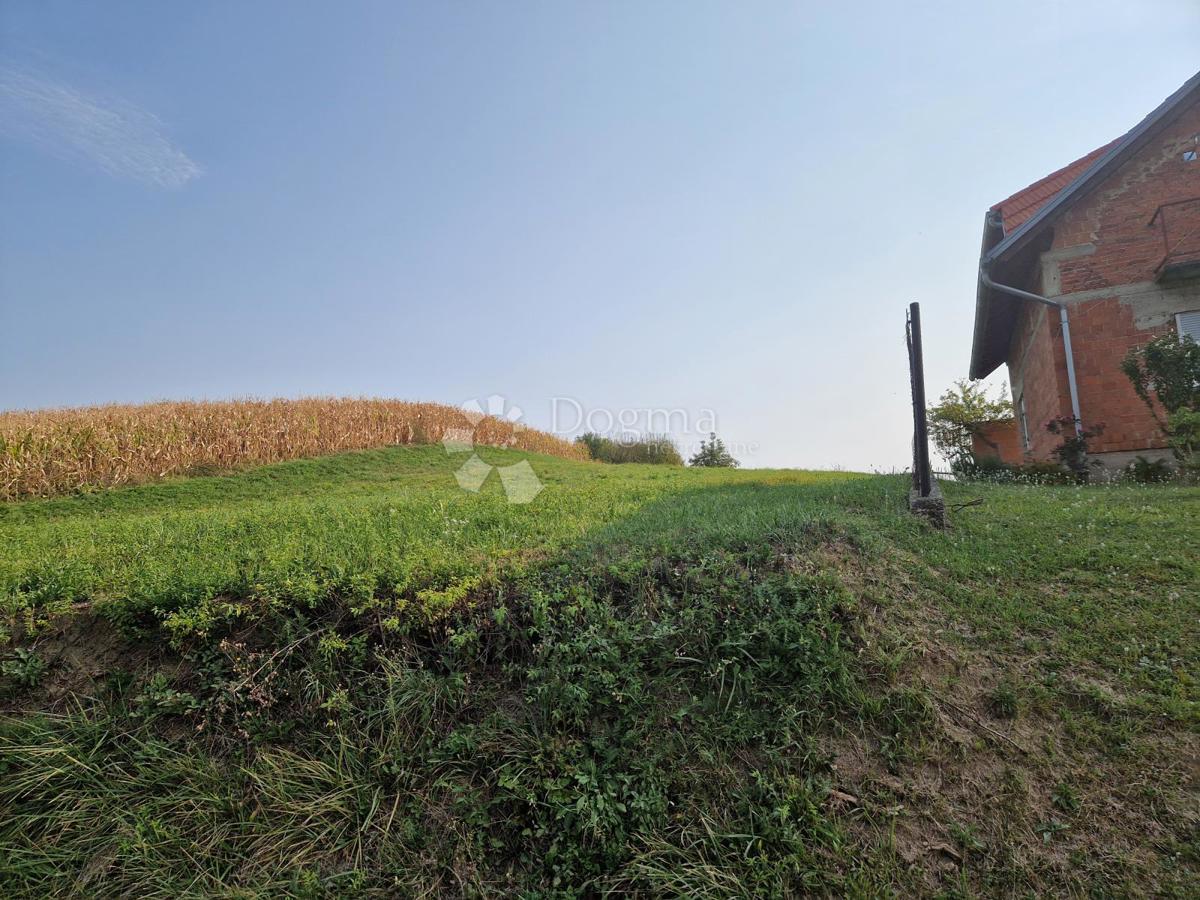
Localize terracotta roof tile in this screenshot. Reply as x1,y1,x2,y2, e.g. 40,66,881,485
990,138,1121,234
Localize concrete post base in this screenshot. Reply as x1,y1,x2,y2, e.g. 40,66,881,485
909,481,946,528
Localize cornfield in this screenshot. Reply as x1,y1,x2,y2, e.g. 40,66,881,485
0,397,588,500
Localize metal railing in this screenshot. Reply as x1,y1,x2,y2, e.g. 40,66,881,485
1148,196,1200,278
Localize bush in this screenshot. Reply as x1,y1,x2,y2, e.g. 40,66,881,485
576,433,684,466
960,455,1011,480
960,417,1107,485
1121,333,1200,417
1121,334,1200,474
1127,455,1172,483
1045,416,1104,483
688,433,739,468
1165,408,1200,477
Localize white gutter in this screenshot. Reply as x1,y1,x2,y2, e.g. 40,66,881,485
980,270,1084,437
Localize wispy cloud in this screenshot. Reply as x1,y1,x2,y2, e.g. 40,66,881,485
0,67,201,188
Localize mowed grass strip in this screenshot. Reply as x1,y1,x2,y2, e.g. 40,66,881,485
0,445,855,637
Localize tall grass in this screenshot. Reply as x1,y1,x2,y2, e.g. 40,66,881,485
0,397,587,500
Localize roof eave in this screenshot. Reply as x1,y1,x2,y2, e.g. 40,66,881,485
969,210,1007,380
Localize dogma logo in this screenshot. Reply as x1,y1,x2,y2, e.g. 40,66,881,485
442,395,544,504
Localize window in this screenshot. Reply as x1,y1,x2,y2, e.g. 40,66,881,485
1018,394,1030,450
1179,310,1200,343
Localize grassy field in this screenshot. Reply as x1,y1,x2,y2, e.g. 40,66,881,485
1,446,1197,896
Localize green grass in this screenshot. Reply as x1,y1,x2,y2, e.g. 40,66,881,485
893,483,1198,717
0,446,864,638
0,447,1197,896
0,447,852,636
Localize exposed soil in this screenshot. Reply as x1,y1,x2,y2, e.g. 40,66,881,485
2,605,179,713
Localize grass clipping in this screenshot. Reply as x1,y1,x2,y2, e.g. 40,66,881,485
0,397,587,499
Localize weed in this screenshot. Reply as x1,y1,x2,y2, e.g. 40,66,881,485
1127,455,1173,483
1034,819,1071,844
986,680,1021,720
132,673,200,720
1051,782,1081,814
950,822,987,853
0,647,45,693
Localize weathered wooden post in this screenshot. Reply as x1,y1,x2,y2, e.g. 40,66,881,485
906,302,946,526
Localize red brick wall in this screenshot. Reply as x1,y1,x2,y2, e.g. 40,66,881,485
1005,97,1200,459
1064,299,1169,452
1053,101,1200,294
1008,301,1072,459
971,419,1023,465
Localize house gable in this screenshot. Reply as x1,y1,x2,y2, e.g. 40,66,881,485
1046,98,1200,300
969,70,1200,381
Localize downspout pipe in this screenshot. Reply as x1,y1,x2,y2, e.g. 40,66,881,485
980,269,1084,437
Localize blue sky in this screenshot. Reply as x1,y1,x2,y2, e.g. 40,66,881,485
2,2,1198,469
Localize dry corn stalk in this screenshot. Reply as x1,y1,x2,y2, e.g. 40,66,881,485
0,397,587,500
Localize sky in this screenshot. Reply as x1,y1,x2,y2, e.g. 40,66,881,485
2,2,1198,470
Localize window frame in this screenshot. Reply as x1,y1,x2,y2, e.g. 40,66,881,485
1176,310,1200,343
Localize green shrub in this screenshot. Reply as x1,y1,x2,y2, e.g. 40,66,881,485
575,431,606,460
961,455,1013,481
1127,455,1172,483
576,432,683,465
1045,416,1104,483
688,433,739,468
0,648,46,695
1121,334,1200,418
1166,408,1200,477
1122,334,1200,474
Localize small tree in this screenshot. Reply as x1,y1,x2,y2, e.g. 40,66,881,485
1121,334,1200,472
926,379,1013,473
689,433,739,468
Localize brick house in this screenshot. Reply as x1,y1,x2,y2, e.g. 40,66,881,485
969,71,1200,471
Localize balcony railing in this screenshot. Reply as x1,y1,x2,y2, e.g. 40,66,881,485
1149,197,1200,281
